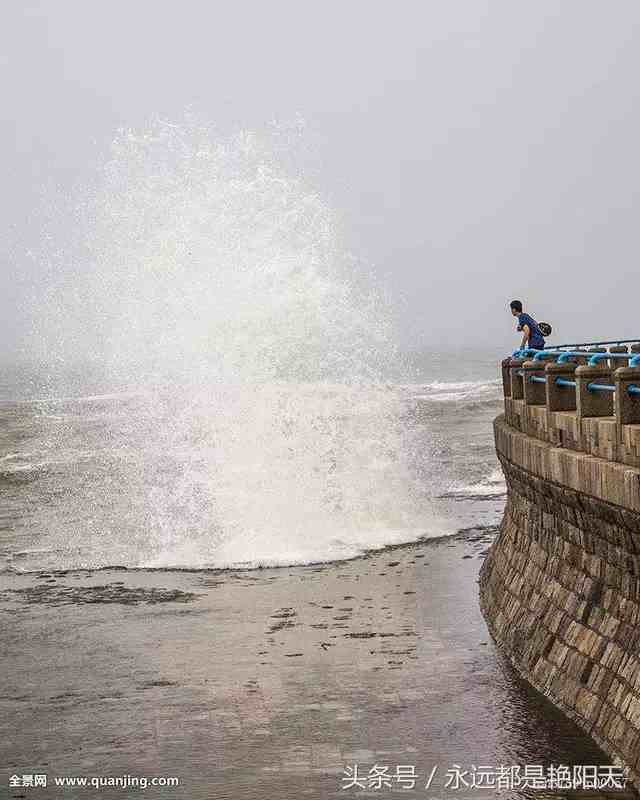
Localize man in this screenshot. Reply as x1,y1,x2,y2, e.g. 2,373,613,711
510,300,545,351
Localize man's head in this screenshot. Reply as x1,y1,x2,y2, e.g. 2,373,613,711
510,300,523,317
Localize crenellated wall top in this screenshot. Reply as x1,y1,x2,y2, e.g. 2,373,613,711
501,341,640,469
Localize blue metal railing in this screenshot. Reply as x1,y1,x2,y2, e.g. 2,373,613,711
510,340,640,397
519,373,632,394
518,338,640,352
558,351,585,364
587,353,632,366
513,339,640,360
545,338,640,349
514,349,638,363
586,383,615,393
556,377,577,388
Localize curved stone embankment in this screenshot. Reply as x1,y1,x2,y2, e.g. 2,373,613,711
480,351,640,793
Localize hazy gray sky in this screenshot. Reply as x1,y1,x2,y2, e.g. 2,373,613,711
2,0,639,359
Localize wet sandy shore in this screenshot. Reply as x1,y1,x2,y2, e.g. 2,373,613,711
1,528,635,799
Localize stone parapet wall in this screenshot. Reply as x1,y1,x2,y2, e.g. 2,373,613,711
480,415,640,792
505,399,640,469
503,347,640,469
500,402,640,511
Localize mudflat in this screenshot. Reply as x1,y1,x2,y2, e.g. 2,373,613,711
1,529,629,800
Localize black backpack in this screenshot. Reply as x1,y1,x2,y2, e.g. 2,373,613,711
538,322,552,337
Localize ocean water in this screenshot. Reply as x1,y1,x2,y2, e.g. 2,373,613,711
0,121,506,574
0,359,504,574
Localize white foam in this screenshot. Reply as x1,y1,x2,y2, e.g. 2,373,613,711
444,467,506,499
17,120,451,572
406,380,502,404
146,523,453,571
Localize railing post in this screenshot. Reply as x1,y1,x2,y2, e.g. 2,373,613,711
545,362,577,412
506,357,526,430
609,345,629,368
501,357,512,399
574,348,589,365
575,365,615,419
615,366,640,426
614,365,640,467
500,344,640,462
521,359,548,439
510,358,525,400
522,360,546,406
586,346,608,368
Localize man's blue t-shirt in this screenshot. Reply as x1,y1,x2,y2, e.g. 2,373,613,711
518,313,545,348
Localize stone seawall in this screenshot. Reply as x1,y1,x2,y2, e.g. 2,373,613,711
480,349,640,792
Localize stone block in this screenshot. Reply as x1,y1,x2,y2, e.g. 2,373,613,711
600,642,624,673
576,365,615,419
624,471,640,513
523,360,547,406
546,362,577,413
510,358,526,400
596,419,618,461
615,367,640,429
525,405,548,441
574,686,600,720
501,357,512,398
609,345,630,369
600,461,627,508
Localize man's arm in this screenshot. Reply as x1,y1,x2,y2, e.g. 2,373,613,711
520,324,530,350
